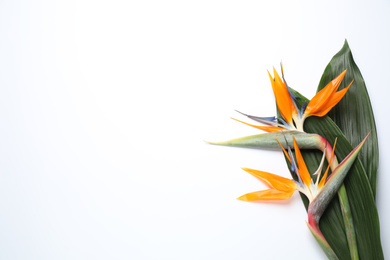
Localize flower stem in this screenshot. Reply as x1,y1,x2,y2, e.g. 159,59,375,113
319,138,359,260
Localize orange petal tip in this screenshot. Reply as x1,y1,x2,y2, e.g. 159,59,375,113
237,195,249,201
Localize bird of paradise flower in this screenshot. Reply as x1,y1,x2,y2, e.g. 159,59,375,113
208,65,366,260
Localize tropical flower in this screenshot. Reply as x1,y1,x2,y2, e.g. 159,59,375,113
207,60,374,259
237,133,369,259
234,66,353,132
237,136,335,202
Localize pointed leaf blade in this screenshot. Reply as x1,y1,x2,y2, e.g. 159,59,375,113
316,40,379,198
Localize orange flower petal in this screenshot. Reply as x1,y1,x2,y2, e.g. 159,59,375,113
311,80,353,117
275,137,291,162
293,136,312,187
232,118,284,132
305,70,347,117
268,69,297,124
238,189,295,201
242,168,297,192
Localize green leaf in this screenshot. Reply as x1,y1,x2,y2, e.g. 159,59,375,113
316,40,379,198
290,88,383,260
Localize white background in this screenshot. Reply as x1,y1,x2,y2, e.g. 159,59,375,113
0,0,389,259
